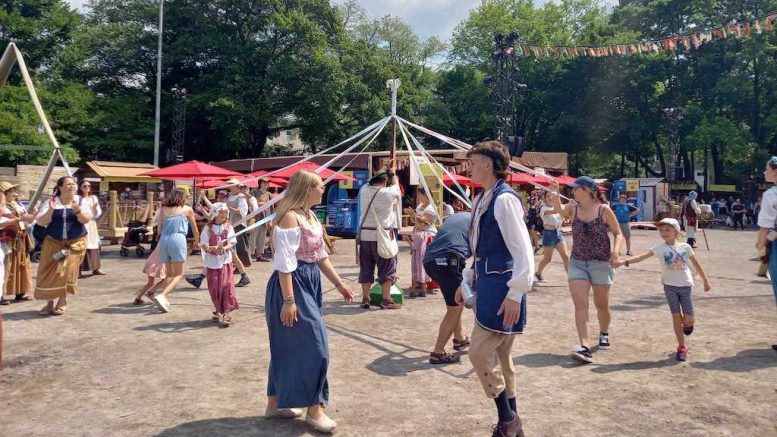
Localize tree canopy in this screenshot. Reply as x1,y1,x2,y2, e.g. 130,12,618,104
1,0,776,186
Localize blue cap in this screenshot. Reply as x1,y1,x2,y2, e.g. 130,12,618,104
567,176,598,190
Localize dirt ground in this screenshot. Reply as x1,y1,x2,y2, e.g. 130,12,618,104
1,227,776,437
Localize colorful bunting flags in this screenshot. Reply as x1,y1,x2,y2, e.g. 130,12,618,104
517,12,777,59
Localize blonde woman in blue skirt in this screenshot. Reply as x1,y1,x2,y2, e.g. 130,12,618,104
264,170,353,434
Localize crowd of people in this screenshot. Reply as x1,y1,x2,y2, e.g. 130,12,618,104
3,148,777,437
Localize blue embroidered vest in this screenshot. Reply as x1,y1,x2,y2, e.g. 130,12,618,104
46,207,87,241
473,179,527,334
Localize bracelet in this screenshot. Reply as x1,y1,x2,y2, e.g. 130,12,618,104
283,297,295,304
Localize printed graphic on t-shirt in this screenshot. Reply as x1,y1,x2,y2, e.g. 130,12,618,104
660,246,689,271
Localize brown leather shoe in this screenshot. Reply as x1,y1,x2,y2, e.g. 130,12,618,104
491,414,524,437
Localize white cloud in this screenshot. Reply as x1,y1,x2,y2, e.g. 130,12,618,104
69,0,620,41
68,0,88,9
333,0,480,40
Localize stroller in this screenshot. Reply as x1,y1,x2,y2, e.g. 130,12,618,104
29,224,47,263
120,220,149,257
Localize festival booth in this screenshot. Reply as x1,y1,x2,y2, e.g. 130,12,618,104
611,178,670,221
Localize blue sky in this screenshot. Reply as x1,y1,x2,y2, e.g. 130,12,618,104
69,1,619,41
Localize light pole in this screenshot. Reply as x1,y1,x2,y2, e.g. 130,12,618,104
153,0,164,167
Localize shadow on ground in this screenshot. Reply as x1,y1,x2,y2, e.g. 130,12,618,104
154,416,324,437
589,356,681,373
133,319,216,333
610,295,665,312
514,353,582,369
1,310,44,321
327,323,471,379
691,348,777,372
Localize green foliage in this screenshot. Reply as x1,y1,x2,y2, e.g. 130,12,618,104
1,0,777,189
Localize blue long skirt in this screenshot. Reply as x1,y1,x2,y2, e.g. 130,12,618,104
265,261,329,408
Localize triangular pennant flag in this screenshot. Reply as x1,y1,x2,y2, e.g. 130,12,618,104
755,19,762,33
745,22,751,37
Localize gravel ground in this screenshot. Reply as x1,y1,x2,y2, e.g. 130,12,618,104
1,227,775,437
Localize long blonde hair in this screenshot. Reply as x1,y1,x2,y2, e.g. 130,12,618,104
273,170,323,229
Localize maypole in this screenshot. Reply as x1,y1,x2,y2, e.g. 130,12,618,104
387,79,401,171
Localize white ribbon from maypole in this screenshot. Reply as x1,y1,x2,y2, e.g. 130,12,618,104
228,117,391,240
397,119,472,208
211,116,391,192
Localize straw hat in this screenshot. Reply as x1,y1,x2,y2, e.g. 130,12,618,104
0,181,20,193
226,178,245,187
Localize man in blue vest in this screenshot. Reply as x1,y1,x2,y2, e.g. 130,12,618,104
458,140,534,437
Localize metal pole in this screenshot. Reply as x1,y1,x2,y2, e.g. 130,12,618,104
153,0,164,167
387,79,400,171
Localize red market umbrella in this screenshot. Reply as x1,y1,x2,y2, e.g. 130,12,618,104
554,175,578,186
507,172,549,186
140,160,241,179
443,173,475,187
245,170,289,186
271,162,355,182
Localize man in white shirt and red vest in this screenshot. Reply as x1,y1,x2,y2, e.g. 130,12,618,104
458,140,534,437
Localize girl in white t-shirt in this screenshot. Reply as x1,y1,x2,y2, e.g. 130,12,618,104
615,218,711,361
200,202,239,327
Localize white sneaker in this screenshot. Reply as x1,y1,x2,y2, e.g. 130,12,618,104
572,345,593,363
152,293,171,313
598,333,611,350
264,407,304,419
306,413,337,433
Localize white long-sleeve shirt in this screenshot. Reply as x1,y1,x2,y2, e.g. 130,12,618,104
469,183,535,302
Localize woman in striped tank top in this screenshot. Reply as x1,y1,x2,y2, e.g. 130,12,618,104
549,176,623,364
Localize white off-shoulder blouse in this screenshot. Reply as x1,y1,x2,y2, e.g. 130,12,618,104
271,215,328,273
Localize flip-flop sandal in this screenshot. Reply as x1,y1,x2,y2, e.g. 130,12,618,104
212,312,220,322
133,298,144,305
39,303,54,316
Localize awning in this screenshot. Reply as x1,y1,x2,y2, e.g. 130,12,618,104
86,161,162,183
708,184,738,192
515,152,568,174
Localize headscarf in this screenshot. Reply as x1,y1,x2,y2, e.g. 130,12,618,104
688,191,698,201
209,202,228,220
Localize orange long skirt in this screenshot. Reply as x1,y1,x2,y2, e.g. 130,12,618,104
4,232,33,296
34,236,87,300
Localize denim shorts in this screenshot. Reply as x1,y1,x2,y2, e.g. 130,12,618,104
542,229,564,247
568,258,614,286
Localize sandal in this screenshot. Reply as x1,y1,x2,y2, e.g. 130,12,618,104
453,336,471,351
417,289,427,298
429,351,461,365
212,312,221,322
15,295,34,302
133,298,144,305
360,297,370,310
220,315,232,327
39,302,54,316
408,289,417,298
380,299,401,310
52,305,67,316
0,299,9,306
